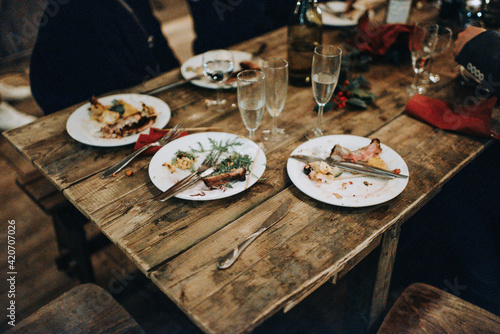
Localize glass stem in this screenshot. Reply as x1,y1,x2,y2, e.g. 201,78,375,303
216,81,223,105
317,104,324,131
412,71,420,89
272,116,278,134
427,57,434,75
248,129,255,140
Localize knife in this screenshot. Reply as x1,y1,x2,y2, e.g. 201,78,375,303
143,74,204,95
290,155,408,179
218,198,292,270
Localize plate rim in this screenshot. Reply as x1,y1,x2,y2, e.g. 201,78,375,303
321,1,359,27
287,134,409,207
66,93,171,147
148,132,267,201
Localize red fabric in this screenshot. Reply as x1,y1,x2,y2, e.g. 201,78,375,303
405,94,498,138
133,128,188,155
349,16,413,55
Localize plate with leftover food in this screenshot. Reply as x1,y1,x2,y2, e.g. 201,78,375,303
149,132,266,201
180,51,260,90
66,94,171,147
321,2,359,27
287,135,409,207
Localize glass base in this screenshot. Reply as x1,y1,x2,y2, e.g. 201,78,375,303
263,128,287,141
205,98,231,112
406,84,427,96
304,127,324,140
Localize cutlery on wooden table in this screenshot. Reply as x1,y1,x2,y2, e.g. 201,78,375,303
154,148,223,202
290,151,407,179
218,198,292,269
143,74,204,95
100,124,184,179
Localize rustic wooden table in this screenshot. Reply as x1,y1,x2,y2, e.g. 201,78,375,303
4,9,498,334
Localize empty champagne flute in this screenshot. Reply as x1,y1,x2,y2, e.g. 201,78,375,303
202,49,235,112
427,25,453,84
262,58,289,141
407,23,438,96
237,70,266,141
304,45,342,140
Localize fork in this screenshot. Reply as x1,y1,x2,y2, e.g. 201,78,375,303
154,148,223,202
100,124,184,178
312,146,404,179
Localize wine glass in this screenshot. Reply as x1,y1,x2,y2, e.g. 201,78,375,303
407,23,438,96
237,70,266,141
304,45,342,140
262,58,289,141
426,25,453,84
202,50,235,112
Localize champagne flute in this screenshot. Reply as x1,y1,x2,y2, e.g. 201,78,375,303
407,23,438,96
237,70,265,141
202,50,235,112
427,25,453,84
262,58,289,141
304,45,342,140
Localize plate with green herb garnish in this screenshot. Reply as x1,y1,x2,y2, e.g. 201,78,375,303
66,94,170,147
149,132,266,201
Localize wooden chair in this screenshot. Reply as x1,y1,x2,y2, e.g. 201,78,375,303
7,284,145,333
377,283,500,334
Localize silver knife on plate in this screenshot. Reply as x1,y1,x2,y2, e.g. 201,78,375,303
218,198,292,270
290,155,408,179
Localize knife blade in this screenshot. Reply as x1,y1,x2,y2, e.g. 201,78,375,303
290,155,408,179
143,74,204,95
218,198,292,270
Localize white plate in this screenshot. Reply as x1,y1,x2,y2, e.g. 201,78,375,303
287,135,409,207
149,132,266,201
321,2,359,27
180,51,253,90
66,94,171,147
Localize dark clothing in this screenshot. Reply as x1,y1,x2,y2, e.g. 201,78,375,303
455,30,500,98
30,0,179,114
187,0,294,55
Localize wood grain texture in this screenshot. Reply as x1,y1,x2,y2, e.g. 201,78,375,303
2,9,498,334
7,284,145,334
377,283,500,334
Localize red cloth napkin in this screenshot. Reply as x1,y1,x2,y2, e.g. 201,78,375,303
133,128,188,156
349,16,413,56
405,94,498,138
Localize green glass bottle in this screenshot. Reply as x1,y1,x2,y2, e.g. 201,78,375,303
287,0,323,86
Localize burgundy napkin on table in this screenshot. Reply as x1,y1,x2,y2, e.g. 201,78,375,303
133,127,188,156
348,16,413,56
405,94,498,138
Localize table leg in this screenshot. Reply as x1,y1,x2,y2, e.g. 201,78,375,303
369,223,401,327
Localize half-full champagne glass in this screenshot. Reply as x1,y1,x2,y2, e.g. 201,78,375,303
262,58,289,141
237,70,266,141
304,45,342,140
202,49,234,112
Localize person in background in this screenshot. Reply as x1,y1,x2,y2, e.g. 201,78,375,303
187,0,295,55
30,0,180,115
453,26,500,97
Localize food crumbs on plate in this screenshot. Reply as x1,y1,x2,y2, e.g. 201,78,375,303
363,181,372,186
126,170,133,176
333,193,343,199
393,168,401,174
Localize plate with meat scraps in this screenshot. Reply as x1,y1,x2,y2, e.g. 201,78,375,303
287,135,409,207
180,51,256,90
149,132,266,201
66,94,171,147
